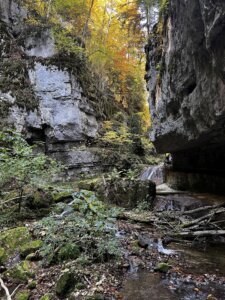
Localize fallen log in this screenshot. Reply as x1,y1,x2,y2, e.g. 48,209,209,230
171,230,225,238
0,195,27,208
182,202,225,216
119,211,157,224
182,207,225,228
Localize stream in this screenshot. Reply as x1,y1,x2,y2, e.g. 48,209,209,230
121,167,225,300
121,238,225,300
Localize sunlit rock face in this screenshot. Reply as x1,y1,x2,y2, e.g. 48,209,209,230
28,63,98,143
146,0,225,178
0,0,99,176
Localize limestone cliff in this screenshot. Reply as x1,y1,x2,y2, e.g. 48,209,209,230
0,0,106,176
146,0,225,176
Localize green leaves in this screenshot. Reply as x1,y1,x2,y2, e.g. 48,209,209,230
0,130,63,210
34,190,122,265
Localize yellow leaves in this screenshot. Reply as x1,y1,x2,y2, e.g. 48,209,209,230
24,0,149,129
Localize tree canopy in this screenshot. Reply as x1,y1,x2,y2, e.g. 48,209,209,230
23,0,154,131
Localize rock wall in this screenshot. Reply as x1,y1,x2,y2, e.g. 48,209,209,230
0,0,101,176
146,0,225,179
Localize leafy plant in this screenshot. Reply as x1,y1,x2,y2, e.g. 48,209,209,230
34,190,122,265
0,130,63,211
134,200,151,212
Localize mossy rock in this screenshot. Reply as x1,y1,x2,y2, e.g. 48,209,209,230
0,58,37,112
155,262,172,273
58,243,80,261
77,178,102,192
0,227,31,260
15,290,30,300
26,252,39,261
6,260,34,283
55,271,76,297
105,179,156,208
27,189,53,209
0,246,6,264
52,191,73,203
20,240,43,258
28,280,37,289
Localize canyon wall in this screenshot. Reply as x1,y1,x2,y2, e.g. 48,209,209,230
0,0,102,177
146,0,225,184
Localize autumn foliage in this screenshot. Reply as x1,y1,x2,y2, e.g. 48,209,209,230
23,0,150,130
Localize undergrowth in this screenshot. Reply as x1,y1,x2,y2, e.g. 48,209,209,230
34,190,123,266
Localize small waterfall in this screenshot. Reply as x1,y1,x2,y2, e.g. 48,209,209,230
140,164,165,185
157,239,176,255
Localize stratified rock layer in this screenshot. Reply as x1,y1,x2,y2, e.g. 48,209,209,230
0,0,100,175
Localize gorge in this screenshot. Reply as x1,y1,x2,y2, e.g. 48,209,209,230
146,0,225,193
1,1,225,300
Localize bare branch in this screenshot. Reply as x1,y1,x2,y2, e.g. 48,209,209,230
0,277,11,300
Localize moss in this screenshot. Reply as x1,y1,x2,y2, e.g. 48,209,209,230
0,247,6,263
15,290,30,300
0,99,11,118
28,280,37,289
77,178,102,192
131,240,140,254
55,271,76,297
0,227,31,260
75,282,86,290
52,191,72,203
0,58,37,115
39,295,51,300
45,52,117,120
58,243,80,261
6,260,34,283
20,240,43,258
26,253,38,261
27,189,53,209
155,262,172,273
53,203,68,214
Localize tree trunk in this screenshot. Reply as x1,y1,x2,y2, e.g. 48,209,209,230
82,0,95,39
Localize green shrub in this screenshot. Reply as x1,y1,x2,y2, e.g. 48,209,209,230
0,130,63,211
34,190,122,265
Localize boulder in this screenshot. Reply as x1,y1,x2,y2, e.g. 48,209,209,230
55,270,77,297
6,260,34,283
0,227,31,262
104,179,156,208
19,240,43,258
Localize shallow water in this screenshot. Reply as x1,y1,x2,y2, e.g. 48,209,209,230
171,243,225,276
121,268,225,300
121,192,225,300
121,272,178,300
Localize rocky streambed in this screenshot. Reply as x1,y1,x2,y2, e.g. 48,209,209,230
1,182,225,300
120,191,225,300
